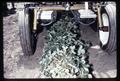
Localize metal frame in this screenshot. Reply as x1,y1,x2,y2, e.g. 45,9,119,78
31,2,104,31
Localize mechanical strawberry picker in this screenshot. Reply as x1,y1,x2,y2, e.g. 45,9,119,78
18,1,116,56
17,1,116,78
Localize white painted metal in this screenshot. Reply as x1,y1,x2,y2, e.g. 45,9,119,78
85,2,88,10
78,9,97,18
78,2,96,18
65,2,70,11
7,2,13,9
99,13,109,45
40,11,53,20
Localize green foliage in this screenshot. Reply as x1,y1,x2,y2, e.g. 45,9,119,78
39,15,92,78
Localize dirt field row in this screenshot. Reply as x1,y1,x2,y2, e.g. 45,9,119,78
3,12,116,78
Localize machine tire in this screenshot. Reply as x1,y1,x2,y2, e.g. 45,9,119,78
99,4,116,54
18,8,37,56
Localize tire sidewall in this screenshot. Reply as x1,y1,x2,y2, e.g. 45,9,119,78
19,8,36,55
99,4,116,53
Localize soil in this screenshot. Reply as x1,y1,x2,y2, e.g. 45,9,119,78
3,12,116,78
80,25,116,78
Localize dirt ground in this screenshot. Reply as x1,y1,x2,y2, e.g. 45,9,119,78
80,25,117,78
3,12,116,78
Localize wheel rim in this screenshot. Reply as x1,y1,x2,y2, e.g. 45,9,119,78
99,13,110,46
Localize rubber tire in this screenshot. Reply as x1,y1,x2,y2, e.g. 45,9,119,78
18,8,36,56
99,4,116,53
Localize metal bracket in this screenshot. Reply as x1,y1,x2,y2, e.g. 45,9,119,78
99,26,109,32
33,8,39,30
97,3,103,28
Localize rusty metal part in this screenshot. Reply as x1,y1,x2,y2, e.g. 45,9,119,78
32,4,85,30
33,8,38,30
99,26,109,31
31,4,85,11
97,3,103,28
